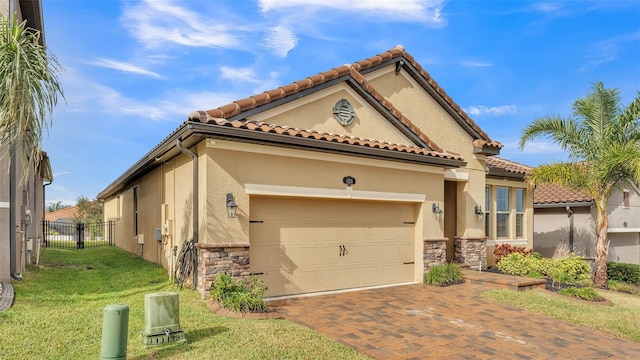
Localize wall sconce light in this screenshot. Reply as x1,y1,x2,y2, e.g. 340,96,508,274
226,193,238,218
432,202,443,221
475,205,484,221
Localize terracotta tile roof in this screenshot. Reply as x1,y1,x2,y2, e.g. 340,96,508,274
192,45,501,151
534,183,593,204
187,115,464,161
45,206,78,222
486,157,531,175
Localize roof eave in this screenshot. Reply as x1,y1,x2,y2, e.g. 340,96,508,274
486,168,526,181
97,121,466,200
534,201,594,208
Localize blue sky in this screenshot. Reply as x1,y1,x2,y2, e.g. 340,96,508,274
40,0,640,205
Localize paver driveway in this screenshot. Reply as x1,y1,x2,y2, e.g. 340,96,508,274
269,283,640,359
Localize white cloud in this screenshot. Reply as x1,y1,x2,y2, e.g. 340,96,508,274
581,31,640,70
530,2,562,13
460,60,493,68
259,0,447,26
91,58,163,78
466,105,517,116
264,25,298,58
121,0,241,49
220,66,261,84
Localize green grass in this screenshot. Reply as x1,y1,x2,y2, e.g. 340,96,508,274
0,247,369,360
557,287,605,302
481,288,640,343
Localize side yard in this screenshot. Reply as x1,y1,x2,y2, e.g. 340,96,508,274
0,247,368,360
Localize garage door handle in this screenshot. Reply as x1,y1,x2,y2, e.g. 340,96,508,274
403,261,415,265
339,245,344,256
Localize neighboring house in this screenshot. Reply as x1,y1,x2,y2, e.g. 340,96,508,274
98,45,532,298
534,183,640,265
45,206,78,223
1,0,52,282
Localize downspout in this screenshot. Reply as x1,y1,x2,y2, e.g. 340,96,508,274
176,139,198,290
9,144,22,281
43,180,51,250
566,206,574,253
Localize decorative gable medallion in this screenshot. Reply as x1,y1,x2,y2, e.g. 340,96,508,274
333,99,355,126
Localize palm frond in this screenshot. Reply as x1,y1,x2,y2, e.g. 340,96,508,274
0,17,64,181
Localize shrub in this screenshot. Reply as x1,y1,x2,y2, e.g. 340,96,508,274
607,280,640,295
496,253,551,278
549,254,592,286
211,273,268,313
424,262,464,286
493,243,533,263
558,287,605,302
607,262,640,286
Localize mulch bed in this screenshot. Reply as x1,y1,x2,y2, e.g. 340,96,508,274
206,300,284,320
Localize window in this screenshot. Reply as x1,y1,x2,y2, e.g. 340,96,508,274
485,186,490,235
623,190,630,208
133,187,139,235
516,189,524,238
496,187,509,237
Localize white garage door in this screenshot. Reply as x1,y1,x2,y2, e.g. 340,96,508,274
250,196,416,297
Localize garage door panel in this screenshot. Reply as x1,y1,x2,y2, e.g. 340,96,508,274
250,197,416,297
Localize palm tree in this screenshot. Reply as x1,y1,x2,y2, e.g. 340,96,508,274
519,82,640,287
0,16,64,179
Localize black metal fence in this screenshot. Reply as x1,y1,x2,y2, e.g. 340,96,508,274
42,220,115,249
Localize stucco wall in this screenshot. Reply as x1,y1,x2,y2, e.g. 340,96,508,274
533,206,595,258
248,84,413,146
608,232,640,264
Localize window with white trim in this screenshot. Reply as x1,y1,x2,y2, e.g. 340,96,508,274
516,189,524,238
496,187,510,238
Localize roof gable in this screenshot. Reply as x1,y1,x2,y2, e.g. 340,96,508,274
191,45,501,156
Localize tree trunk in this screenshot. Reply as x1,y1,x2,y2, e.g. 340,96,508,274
592,198,609,288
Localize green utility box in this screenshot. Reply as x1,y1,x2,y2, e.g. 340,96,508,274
101,304,129,360
140,292,186,347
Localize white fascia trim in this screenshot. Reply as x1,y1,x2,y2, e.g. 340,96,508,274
0,201,10,209
486,239,529,246
608,228,640,233
245,183,426,202
444,169,469,181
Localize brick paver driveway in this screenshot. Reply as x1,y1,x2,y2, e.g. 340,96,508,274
269,283,640,359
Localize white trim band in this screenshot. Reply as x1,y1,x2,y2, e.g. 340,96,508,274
608,228,640,233
485,239,529,247
245,184,426,202
0,202,10,209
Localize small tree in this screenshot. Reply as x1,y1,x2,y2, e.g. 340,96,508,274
73,196,102,224
47,201,70,212
519,82,640,287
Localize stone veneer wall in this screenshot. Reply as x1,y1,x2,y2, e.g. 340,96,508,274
423,238,447,271
195,243,250,299
455,237,487,270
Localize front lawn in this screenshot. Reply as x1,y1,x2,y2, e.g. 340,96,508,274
481,288,640,343
0,247,368,360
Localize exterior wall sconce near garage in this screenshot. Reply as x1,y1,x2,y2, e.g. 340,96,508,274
474,205,484,221
432,202,443,221
226,193,238,218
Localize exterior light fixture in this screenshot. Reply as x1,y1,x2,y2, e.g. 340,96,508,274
432,202,443,221
226,193,238,218
475,205,484,221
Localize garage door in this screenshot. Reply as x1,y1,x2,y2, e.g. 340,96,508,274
250,196,416,297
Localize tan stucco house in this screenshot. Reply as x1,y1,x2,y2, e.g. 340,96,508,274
534,183,640,265
98,46,533,298
1,0,52,283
